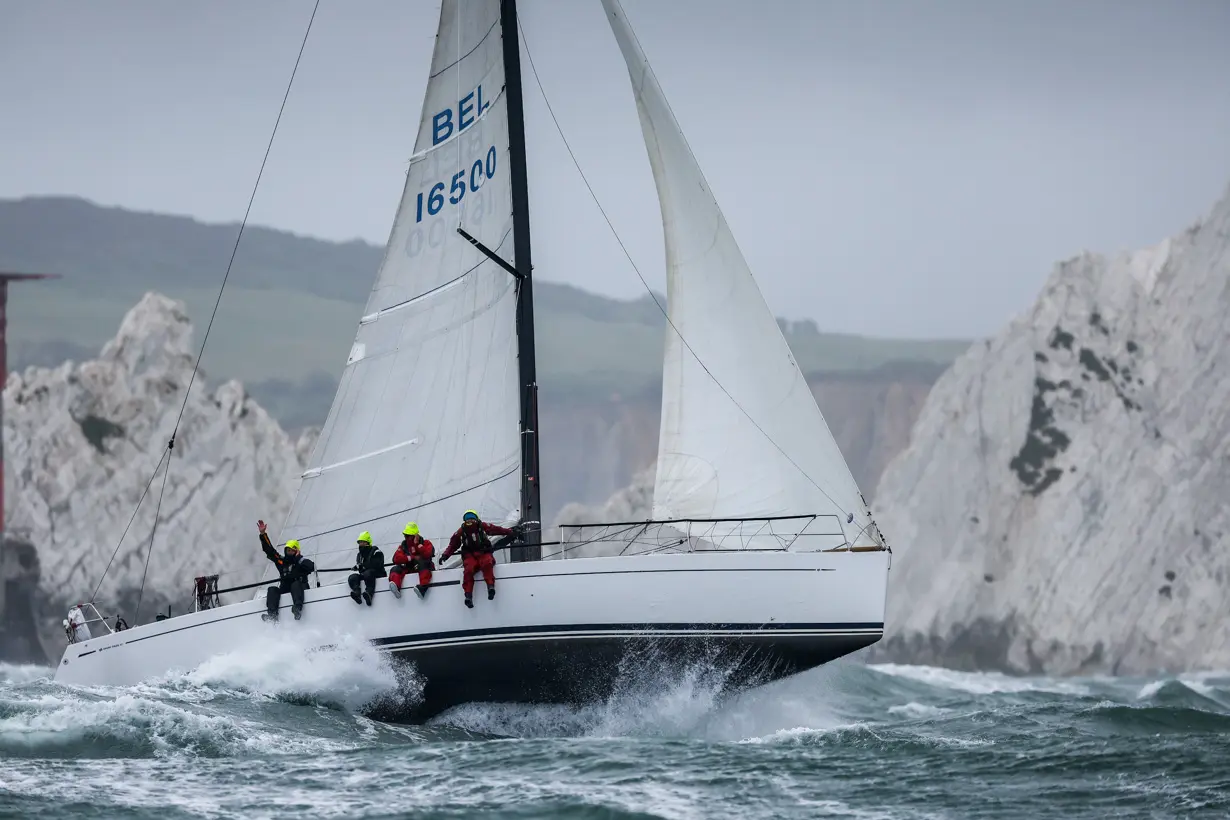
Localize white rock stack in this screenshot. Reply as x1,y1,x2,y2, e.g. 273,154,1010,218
4,293,312,629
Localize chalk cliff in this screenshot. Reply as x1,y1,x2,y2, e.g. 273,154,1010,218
874,184,1230,675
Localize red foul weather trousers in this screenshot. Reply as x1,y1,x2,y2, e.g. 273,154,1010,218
461,552,496,596
389,566,432,590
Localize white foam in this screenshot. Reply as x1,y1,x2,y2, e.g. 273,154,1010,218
738,723,865,745
1136,680,1166,699
1136,676,1220,700
887,701,948,718
868,663,1091,696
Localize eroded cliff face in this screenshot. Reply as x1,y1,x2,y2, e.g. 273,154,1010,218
3,294,311,660
541,364,942,519
873,185,1230,676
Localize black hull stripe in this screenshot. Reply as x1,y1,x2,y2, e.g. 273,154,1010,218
372,621,884,649
384,631,883,652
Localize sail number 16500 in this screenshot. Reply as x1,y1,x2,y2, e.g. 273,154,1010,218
415,146,498,223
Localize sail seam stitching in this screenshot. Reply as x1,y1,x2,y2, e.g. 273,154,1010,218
363,219,513,322
429,16,500,79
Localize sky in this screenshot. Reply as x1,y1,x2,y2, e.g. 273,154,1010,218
3,0,1229,339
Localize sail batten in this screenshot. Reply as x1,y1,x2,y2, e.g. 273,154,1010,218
280,0,524,559
601,0,876,548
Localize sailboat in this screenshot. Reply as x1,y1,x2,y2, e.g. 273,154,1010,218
53,0,890,720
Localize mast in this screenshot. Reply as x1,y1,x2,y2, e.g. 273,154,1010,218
500,0,541,561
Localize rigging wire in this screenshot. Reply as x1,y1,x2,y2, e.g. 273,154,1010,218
88,448,169,604
91,0,322,606
133,448,173,623
516,19,857,523
172,0,321,436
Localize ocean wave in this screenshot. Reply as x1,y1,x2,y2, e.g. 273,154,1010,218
2,654,1230,818
866,663,1092,697
0,690,334,758
0,663,54,686
887,701,950,718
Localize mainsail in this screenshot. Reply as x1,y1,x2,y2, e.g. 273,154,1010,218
281,0,527,563
601,0,877,548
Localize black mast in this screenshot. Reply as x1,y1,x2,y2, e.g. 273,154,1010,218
501,0,542,562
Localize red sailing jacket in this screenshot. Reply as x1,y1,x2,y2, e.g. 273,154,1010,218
441,521,513,562
393,537,434,568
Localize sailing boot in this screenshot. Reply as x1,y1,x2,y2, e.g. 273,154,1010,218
415,585,428,599
389,580,402,599
362,591,373,606
350,590,362,605
488,587,496,601
464,594,474,609
262,610,279,623
292,605,303,621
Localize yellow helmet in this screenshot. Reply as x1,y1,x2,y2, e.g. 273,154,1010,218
285,539,301,551
462,510,479,523
357,531,373,545
403,522,420,536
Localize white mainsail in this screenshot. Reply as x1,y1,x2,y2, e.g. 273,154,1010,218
281,0,522,564
601,0,877,548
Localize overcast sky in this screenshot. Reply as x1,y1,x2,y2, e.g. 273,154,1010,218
3,0,1229,338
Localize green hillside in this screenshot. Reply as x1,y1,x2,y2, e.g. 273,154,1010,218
2,197,971,428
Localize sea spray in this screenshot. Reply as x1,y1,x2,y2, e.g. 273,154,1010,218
178,624,417,713
430,638,789,739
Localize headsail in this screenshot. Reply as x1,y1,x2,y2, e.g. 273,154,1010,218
601,0,877,548
281,0,525,563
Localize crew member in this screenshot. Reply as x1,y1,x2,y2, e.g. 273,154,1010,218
259,519,315,621
389,522,434,599
65,605,92,643
439,510,518,608
348,531,386,606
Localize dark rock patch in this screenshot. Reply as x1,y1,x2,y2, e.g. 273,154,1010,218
1009,377,1071,495
77,414,125,454
1048,326,1075,351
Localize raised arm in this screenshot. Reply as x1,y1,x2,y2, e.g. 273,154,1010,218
258,520,281,566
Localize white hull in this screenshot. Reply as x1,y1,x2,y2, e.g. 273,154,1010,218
55,551,889,719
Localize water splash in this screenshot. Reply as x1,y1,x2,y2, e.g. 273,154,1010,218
173,625,419,713
429,640,848,742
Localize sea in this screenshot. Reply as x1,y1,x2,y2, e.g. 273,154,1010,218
1,629,1228,819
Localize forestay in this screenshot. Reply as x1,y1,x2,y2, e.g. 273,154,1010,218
601,0,878,549
281,0,522,566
